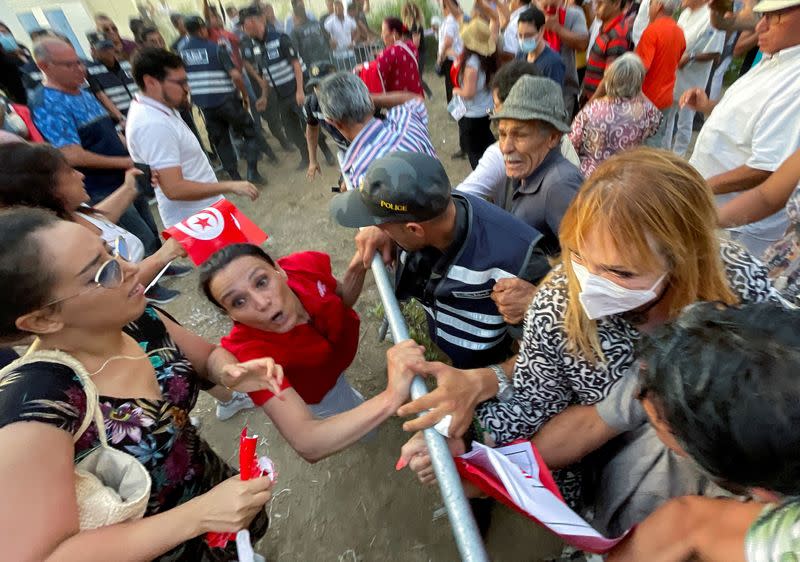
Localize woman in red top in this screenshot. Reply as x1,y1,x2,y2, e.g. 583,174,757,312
373,17,424,94
200,243,424,461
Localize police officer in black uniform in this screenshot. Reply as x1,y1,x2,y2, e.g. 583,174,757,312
240,6,310,171
179,16,275,183
86,35,138,125
303,61,340,179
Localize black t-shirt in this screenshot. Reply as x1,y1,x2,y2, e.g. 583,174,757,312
291,20,332,66
303,92,350,150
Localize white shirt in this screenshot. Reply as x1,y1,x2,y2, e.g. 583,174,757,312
79,206,146,263
674,5,726,97
324,14,357,51
588,18,602,54
690,44,800,257
438,14,463,60
502,6,528,55
631,0,650,46
456,138,580,198
126,95,224,229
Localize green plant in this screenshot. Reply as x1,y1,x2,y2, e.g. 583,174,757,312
368,300,448,362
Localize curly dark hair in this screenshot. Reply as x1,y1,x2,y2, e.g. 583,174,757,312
0,143,72,219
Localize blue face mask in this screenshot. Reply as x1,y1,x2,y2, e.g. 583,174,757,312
0,33,18,52
518,37,537,54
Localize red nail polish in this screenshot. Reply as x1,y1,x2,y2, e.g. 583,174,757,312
395,457,407,471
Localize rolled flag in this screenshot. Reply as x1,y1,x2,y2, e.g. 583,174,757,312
206,427,275,550
455,441,629,554
163,199,268,265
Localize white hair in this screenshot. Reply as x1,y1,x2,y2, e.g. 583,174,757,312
604,52,646,99
657,0,681,14
317,72,374,124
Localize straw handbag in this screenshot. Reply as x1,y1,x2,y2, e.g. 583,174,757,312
1,349,152,530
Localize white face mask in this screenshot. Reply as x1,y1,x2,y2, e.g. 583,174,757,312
571,260,666,320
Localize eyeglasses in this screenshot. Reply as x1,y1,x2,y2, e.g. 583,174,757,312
164,78,190,88
41,237,129,308
50,59,85,69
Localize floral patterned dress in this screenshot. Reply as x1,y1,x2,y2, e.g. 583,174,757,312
0,307,268,561
569,93,662,178
762,184,800,303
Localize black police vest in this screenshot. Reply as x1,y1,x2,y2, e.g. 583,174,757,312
414,193,545,368
253,32,297,99
179,36,235,109
87,60,138,114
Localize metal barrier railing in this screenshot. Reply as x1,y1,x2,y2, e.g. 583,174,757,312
331,42,384,72
338,157,489,562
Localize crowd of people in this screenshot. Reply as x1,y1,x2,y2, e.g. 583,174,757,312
0,0,800,559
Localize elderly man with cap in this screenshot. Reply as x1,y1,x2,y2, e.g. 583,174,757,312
682,0,800,258
86,35,139,127
330,151,551,371
179,15,275,183
472,74,583,325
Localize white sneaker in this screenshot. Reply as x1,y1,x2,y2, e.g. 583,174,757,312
216,391,255,421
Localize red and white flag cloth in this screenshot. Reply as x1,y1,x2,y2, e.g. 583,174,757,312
456,441,629,554
163,199,268,265
206,427,274,559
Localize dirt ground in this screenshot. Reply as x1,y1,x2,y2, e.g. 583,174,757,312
163,72,564,561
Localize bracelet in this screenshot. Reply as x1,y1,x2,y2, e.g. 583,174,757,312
489,363,513,402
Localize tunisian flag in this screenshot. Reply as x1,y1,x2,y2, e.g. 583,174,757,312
456,441,629,554
162,199,268,265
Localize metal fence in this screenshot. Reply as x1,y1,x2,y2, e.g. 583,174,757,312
338,156,489,562
331,41,384,72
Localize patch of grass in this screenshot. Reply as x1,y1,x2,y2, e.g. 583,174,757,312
368,300,448,362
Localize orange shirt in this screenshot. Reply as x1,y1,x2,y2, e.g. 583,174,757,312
635,16,686,110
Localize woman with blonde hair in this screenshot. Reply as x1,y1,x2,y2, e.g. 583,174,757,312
395,148,778,509
401,1,433,97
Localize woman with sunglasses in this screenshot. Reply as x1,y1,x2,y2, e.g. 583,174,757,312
0,208,425,559
0,207,273,560
0,142,185,301
396,148,779,532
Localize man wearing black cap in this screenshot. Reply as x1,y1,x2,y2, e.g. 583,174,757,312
179,15,275,183
240,5,310,172
86,35,139,126
330,151,551,370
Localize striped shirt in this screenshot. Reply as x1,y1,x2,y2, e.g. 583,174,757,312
341,99,437,189
581,13,630,101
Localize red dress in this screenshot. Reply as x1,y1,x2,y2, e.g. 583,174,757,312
375,40,423,94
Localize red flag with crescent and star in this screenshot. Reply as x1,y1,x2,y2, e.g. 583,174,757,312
162,199,268,265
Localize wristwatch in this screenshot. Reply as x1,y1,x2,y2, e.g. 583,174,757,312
489,364,514,402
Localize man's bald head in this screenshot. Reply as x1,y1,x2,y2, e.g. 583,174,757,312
33,37,72,63
33,38,86,92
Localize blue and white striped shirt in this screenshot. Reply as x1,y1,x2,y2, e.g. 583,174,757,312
341,99,437,189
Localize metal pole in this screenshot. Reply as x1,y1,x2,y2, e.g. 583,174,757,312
369,257,489,562
335,155,488,561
